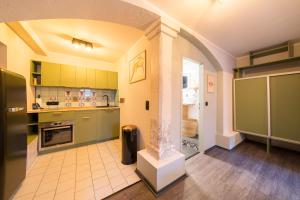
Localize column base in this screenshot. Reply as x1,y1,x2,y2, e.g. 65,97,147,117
137,149,185,193
216,131,244,150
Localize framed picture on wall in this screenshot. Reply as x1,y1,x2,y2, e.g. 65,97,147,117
129,51,146,83
207,74,215,93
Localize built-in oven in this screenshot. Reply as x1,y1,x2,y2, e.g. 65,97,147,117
39,121,74,151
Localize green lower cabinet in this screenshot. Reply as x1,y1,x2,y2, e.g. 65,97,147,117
97,109,120,141
39,111,75,123
75,111,98,144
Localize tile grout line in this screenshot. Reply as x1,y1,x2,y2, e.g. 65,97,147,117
52,151,67,200
74,147,79,200
96,143,114,195
107,141,129,186
107,141,130,190
32,154,54,199
87,145,97,200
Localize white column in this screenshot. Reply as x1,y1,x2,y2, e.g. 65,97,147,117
137,19,185,192
145,20,178,160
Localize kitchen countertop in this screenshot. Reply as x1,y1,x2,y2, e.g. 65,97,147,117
27,106,120,113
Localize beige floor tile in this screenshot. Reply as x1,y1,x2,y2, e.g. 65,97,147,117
13,192,35,200
41,172,60,184
76,164,90,172
126,173,140,185
106,168,121,178
36,179,57,195
94,186,113,200
75,187,94,200
121,166,136,176
91,169,106,180
45,167,61,175
54,188,75,200
104,162,117,170
76,170,92,181
109,175,126,188
76,159,89,166
76,178,93,191
90,163,104,171
56,179,75,194
15,184,39,197
34,191,55,200
23,174,43,185
59,172,76,183
93,176,110,190
15,140,139,200
112,182,128,193
27,167,46,177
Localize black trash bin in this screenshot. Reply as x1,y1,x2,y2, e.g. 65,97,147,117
122,125,137,165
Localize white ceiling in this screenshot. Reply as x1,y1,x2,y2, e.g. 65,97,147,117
148,0,300,56
26,19,144,62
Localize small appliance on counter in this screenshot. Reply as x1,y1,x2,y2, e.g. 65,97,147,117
46,100,59,109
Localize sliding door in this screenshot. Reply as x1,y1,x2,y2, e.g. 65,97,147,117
270,73,300,142
234,77,268,136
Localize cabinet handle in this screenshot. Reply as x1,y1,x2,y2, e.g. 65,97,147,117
82,117,91,119
53,112,63,115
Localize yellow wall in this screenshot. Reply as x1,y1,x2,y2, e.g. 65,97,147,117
0,23,36,109
116,36,150,149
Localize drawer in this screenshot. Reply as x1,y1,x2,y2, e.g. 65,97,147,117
39,111,75,123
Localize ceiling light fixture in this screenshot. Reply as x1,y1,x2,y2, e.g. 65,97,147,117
72,38,93,51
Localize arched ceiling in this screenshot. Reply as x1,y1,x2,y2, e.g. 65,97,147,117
25,19,144,62
148,0,300,56
0,0,159,30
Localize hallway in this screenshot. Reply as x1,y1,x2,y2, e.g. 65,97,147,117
108,141,300,200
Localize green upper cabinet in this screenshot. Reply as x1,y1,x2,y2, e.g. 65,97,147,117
95,70,108,89
61,64,76,87
107,71,118,90
86,68,96,88
41,62,61,86
76,66,87,88
33,60,118,90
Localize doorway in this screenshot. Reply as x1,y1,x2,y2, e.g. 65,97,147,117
181,58,204,159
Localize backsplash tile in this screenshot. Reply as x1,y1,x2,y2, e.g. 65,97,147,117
35,87,117,108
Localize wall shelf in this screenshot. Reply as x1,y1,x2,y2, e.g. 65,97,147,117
234,56,300,78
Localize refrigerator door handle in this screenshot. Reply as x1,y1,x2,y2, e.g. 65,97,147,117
7,107,25,112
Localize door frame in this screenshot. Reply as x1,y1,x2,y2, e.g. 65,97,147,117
180,57,205,154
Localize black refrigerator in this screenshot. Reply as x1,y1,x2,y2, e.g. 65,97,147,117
0,68,27,200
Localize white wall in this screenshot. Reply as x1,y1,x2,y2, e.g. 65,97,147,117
172,36,217,151
116,36,151,149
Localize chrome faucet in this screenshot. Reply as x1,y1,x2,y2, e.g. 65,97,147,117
102,95,109,107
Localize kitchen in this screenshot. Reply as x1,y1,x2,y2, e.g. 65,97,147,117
0,18,148,200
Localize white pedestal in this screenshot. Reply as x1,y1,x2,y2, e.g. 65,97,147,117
137,149,185,192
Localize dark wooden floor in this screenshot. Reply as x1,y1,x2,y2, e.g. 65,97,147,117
107,141,300,200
